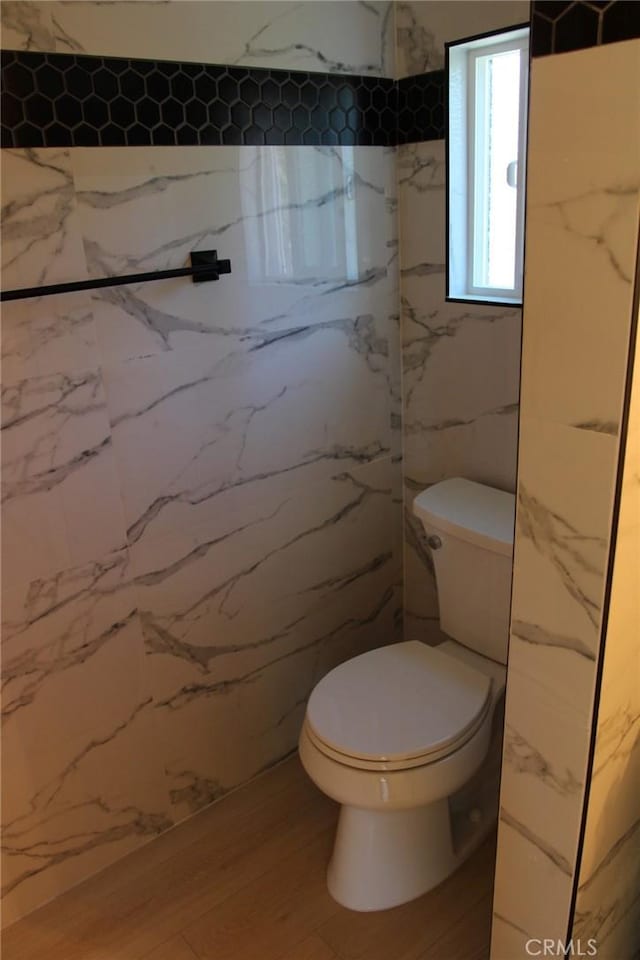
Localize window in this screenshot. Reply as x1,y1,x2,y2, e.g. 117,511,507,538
447,26,529,305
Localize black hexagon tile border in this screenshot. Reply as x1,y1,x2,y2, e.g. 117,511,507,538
6,1,636,152
532,1,640,56
0,50,404,149
0,50,448,150
397,72,445,146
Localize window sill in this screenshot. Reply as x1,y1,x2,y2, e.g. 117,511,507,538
445,295,523,309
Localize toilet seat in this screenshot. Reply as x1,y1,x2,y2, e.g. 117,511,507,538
303,700,491,771
306,641,492,772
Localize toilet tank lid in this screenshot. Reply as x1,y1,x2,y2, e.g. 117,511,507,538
413,478,515,557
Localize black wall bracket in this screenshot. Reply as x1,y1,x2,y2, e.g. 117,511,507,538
190,250,232,284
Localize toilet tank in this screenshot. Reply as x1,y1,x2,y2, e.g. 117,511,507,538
413,478,515,665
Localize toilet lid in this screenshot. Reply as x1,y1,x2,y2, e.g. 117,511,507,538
306,641,492,764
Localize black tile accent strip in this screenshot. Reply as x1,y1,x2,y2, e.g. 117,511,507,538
532,1,640,56
1,50,398,149
397,70,445,144
0,50,450,150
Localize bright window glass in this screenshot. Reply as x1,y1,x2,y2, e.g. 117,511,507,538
448,28,529,305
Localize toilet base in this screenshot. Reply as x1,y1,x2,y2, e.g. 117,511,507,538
327,799,458,912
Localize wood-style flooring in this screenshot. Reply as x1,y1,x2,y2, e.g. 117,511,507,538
2,756,497,960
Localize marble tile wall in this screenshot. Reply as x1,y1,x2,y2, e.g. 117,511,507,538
572,320,640,958
491,39,640,958
395,0,529,78
1,0,395,78
8,0,636,940
398,140,521,643
1,140,400,926
1,4,400,927
395,1,526,645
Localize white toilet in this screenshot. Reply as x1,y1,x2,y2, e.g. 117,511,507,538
299,477,515,912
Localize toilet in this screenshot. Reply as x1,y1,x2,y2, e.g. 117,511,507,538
299,477,515,912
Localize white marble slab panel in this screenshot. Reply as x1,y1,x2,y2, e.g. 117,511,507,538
398,140,521,643
492,41,640,959
395,1,529,78
70,146,396,364
492,813,573,957
509,417,617,724
2,550,138,757
1,149,100,396
1,1,395,76
1,550,169,927
1,137,401,925
1,148,87,290
0,0,57,52
1,295,98,387
1,369,128,590
520,45,640,433
2,701,169,928
102,312,391,550
132,458,396,820
1,150,122,590
383,149,403,622
497,674,588,912
572,323,640,956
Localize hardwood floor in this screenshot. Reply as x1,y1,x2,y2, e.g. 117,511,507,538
2,757,497,960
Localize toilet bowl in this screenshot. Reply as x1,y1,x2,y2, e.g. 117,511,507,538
299,477,515,912
300,639,505,911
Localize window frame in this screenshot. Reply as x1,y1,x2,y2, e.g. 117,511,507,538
446,24,530,308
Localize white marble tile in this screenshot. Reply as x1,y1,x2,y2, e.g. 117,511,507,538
133,458,396,820
2,1,395,76
493,675,585,952
2,699,170,928
1,295,99,387
490,912,532,960
398,141,446,261
1,149,100,395
498,671,589,895
573,818,640,957
1,369,128,590
131,458,394,691
509,417,618,722
1,136,401,924
395,1,529,78
383,150,403,627
399,144,521,483
577,554,639,889
521,45,640,433
69,146,395,549
102,314,391,549
402,319,520,489
0,1,57,53
573,800,640,953
492,809,573,953
492,42,640,959
398,140,521,644
572,323,640,955
0,152,114,591
1,550,138,758
1,551,170,927
1,149,87,291
71,146,396,363
588,895,640,960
